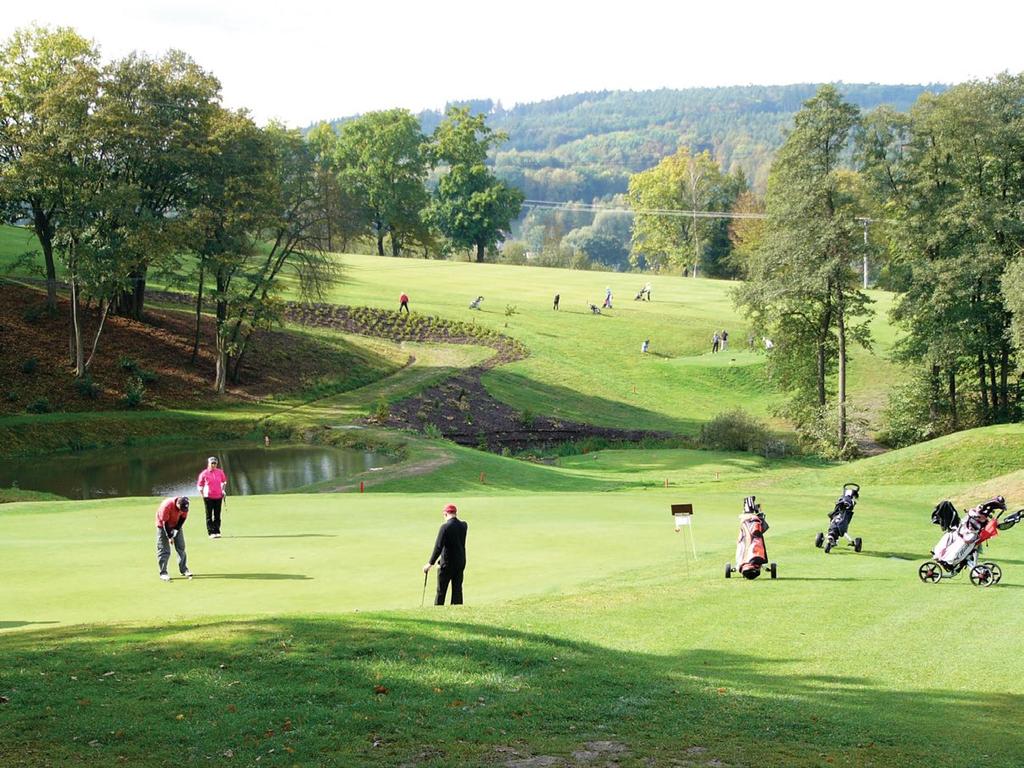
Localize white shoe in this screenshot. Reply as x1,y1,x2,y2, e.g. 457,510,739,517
213,533,222,538
209,534,216,539
159,573,170,581
183,570,193,579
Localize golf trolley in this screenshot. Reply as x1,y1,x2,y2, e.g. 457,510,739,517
814,482,863,554
918,497,1024,588
725,496,778,580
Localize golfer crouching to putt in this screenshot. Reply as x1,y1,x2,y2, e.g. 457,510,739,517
156,496,193,582
423,503,468,605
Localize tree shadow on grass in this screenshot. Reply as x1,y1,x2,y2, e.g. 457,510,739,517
227,534,337,539
858,550,923,561
0,620,58,630
0,615,1020,767
191,573,312,581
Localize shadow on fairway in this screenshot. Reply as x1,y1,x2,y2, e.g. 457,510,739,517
773,576,893,582
858,550,922,561
0,620,59,629
228,534,337,539
1,615,1020,767
192,573,312,580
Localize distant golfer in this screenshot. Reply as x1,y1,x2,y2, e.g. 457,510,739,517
156,496,192,582
197,456,228,538
423,503,468,605
553,293,560,310
712,331,721,354
603,286,613,309
721,329,729,351
399,292,410,314
641,339,649,354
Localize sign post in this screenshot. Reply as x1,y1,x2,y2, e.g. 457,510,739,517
671,503,697,571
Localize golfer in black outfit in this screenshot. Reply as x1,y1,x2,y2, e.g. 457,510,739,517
423,503,468,605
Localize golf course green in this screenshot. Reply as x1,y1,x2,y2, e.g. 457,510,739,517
2,237,1022,767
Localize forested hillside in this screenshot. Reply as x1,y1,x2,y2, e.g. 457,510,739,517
327,84,943,201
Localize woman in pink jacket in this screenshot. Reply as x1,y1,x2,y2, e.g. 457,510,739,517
197,456,228,538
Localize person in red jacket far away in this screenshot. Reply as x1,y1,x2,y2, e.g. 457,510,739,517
399,292,410,314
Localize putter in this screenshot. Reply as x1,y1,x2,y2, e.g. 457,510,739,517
420,571,428,607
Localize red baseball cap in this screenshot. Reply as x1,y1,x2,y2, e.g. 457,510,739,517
443,503,457,514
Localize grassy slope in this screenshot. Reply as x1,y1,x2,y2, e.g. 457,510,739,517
4,431,1024,766
1,225,906,438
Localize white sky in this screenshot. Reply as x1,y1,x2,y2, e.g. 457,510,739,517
3,0,1022,127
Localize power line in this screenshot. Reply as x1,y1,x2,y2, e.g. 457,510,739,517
522,199,767,220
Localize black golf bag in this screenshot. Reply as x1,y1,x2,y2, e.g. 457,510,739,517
816,483,862,553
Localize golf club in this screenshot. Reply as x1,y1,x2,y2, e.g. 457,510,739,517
420,571,428,607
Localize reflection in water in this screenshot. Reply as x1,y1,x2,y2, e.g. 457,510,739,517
0,444,395,500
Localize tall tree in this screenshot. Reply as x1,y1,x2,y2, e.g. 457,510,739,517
335,109,431,256
306,122,364,253
426,107,524,262
93,51,221,320
627,148,738,275
735,85,871,454
863,77,1024,429
0,25,99,310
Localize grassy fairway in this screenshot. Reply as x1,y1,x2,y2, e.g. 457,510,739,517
0,226,905,437
4,438,1024,767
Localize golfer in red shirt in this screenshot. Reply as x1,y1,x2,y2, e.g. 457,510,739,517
197,456,228,538
156,496,192,581
399,292,410,314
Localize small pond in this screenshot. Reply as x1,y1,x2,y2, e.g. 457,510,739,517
0,443,397,500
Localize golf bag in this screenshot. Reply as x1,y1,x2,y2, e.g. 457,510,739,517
931,497,1004,569
816,483,862,553
589,303,602,315
726,496,776,580
469,296,484,310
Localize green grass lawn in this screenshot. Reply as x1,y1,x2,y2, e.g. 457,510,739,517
4,435,1024,767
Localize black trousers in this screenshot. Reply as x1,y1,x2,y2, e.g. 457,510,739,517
435,565,464,605
204,497,223,535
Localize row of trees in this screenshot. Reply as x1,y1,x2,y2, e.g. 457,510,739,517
0,26,524,391
734,77,1024,455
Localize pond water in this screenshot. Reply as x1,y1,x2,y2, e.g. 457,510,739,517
0,443,396,500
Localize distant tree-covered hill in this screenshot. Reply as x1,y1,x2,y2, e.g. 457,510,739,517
323,84,946,202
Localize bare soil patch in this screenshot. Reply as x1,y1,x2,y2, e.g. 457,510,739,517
0,283,396,414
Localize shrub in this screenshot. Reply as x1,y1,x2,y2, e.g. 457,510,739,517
519,408,535,428
123,377,145,408
372,399,390,423
26,397,51,414
423,423,443,440
21,304,51,324
699,409,771,453
74,375,100,399
504,304,518,317
138,369,160,385
119,356,140,374
20,357,37,374
5,390,18,403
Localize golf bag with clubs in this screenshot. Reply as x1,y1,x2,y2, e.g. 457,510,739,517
815,483,862,553
919,496,1024,587
469,296,484,310
725,496,777,580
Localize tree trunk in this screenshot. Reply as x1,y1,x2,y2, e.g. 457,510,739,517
214,327,228,394
978,352,990,419
837,291,847,452
476,240,485,263
987,351,999,422
114,269,147,320
948,368,958,430
191,261,205,365
390,234,401,257
376,231,385,256
31,204,58,311
1000,343,1010,419
84,298,110,371
70,276,84,378
929,363,941,422
816,342,827,407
